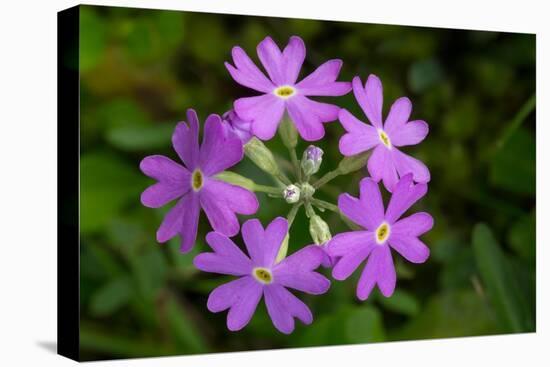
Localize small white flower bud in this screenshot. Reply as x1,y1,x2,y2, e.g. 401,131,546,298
283,184,301,203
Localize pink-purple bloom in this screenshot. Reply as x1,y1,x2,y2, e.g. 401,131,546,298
221,109,252,144
339,74,430,192
140,109,259,252
225,36,351,142
327,174,433,300
194,217,330,334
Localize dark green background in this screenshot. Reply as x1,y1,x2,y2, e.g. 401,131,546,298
77,5,536,360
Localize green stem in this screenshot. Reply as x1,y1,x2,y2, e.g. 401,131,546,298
311,198,339,213
304,202,316,218
253,184,283,196
496,93,535,150
274,171,292,186
289,147,302,182
313,168,342,189
287,202,303,227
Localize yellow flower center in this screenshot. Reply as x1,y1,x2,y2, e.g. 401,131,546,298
274,85,296,99
252,267,273,284
378,130,392,148
191,169,204,191
375,222,391,244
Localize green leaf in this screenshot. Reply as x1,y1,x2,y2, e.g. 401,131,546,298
80,324,174,358
472,223,528,332
79,6,106,71
345,306,386,343
89,276,133,317
393,290,499,340
166,297,207,353
507,211,536,262
80,153,145,233
297,306,385,346
408,59,444,93
490,128,535,195
106,124,174,151
378,289,420,316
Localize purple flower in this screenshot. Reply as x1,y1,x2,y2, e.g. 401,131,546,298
225,36,351,142
194,217,330,334
221,109,252,144
338,74,430,192
327,174,433,300
140,109,259,252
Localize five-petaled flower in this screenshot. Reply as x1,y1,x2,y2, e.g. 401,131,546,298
140,109,259,252
327,174,433,300
194,217,331,334
225,35,351,142
338,74,430,192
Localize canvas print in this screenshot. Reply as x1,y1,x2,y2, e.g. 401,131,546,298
58,4,536,361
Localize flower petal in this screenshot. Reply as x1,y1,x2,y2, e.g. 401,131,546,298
172,109,200,170
225,46,275,93
357,245,396,300
338,184,383,232
392,212,434,238
199,114,244,176
389,120,429,147
241,218,266,265
368,144,399,192
140,155,190,208
257,36,284,85
383,97,412,133
273,245,330,294
281,36,305,84
388,235,430,264
264,285,313,334
200,183,240,237
206,179,259,215
331,234,376,280
327,230,373,257
193,232,252,276
296,59,351,96
156,192,200,250
235,94,285,141
353,75,383,129
391,148,431,184
207,276,263,331
385,174,428,224
263,217,289,267
286,96,329,141
339,124,380,156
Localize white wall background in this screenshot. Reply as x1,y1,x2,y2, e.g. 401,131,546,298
0,0,547,365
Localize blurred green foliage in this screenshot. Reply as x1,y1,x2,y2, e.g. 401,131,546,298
77,5,535,360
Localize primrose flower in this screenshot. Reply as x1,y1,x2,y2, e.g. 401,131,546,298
225,35,351,141
222,109,252,144
338,74,430,192
140,109,259,252
327,174,433,300
194,217,330,334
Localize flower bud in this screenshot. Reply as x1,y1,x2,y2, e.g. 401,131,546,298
283,184,301,203
244,137,281,176
215,171,255,191
222,110,252,144
300,182,315,199
338,151,370,174
275,233,290,263
309,215,332,245
301,145,324,176
278,115,298,149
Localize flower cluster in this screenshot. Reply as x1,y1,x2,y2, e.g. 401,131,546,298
140,35,433,334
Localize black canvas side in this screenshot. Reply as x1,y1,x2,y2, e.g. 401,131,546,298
57,5,80,362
